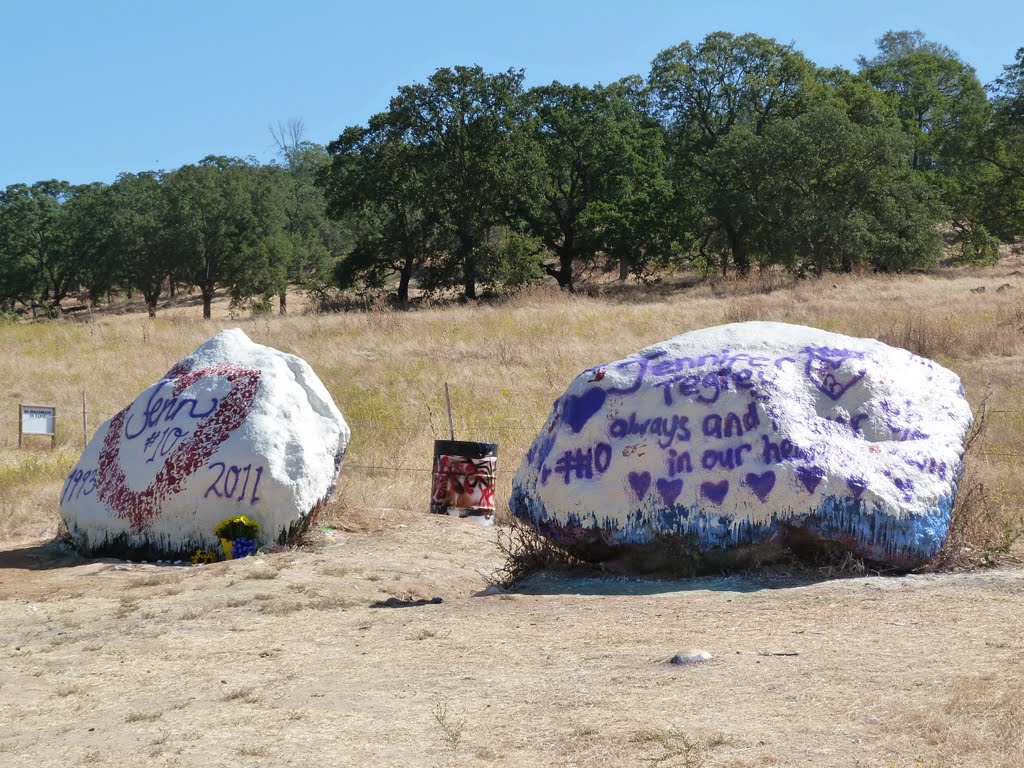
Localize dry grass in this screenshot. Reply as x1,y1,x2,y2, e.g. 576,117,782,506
3,261,1024,565
895,672,1024,766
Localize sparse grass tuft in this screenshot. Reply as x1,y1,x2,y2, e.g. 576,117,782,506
431,699,466,752
54,681,80,698
222,686,261,704
629,728,715,768
125,710,162,723
243,566,280,581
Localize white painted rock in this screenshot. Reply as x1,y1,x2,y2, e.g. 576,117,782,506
61,329,350,557
510,322,972,571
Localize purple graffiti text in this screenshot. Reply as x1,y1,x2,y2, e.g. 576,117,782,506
653,366,769,407
667,449,694,476
609,412,691,448
550,443,613,485
204,463,264,505
701,443,753,471
61,468,97,504
761,435,810,464
702,402,760,440
124,379,219,440
142,426,187,464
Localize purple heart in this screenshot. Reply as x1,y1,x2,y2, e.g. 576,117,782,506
846,476,869,499
656,477,683,507
745,471,776,504
562,387,607,433
655,479,679,507
796,466,825,495
628,471,652,501
700,480,729,506
805,348,866,401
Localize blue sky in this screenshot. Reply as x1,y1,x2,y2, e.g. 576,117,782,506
1,0,1020,188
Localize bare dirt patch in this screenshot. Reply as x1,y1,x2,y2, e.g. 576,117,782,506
2,511,1022,768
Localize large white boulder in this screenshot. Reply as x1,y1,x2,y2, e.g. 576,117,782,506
510,322,972,571
61,329,349,557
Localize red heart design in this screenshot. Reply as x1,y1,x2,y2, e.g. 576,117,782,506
95,362,262,532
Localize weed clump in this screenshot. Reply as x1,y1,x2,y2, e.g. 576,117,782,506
491,516,585,588
923,400,1024,572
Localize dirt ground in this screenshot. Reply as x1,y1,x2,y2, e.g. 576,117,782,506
1,511,1022,768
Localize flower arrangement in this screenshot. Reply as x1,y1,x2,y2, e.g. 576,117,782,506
191,549,218,565
213,515,261,541
213,515,261,560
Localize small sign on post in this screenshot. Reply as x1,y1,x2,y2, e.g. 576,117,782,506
19,405,56,449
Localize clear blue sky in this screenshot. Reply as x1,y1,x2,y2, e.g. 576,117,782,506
1,0,1020,189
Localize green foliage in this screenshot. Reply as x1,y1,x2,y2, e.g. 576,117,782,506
650,32,817,275
270,124,347,312
953,222,1001,264
107,171,176,315
163,156,289,318
859,30,990,173
322,118,437,306
388,65,530,298
979,48,1024,240
515,79,672,289
0,181,80,312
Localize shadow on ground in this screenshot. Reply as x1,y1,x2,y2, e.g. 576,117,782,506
512,569,840,596
0,541,84,571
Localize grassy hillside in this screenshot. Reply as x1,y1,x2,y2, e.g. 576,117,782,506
2,264,1023,561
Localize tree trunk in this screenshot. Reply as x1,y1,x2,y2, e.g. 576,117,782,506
619,256,629,282
202,287,214,320
279,291,287,316
545,249,575,291
143,287,161,318
461,236,477,300
726,227,750,277
397,268,412,309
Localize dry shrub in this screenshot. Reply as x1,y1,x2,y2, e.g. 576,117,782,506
722,297,771,324
315,493,393,535
491,516,584,588
924,401,1024,571
498,282,576,310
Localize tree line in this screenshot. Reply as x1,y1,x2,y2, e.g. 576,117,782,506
2,30,1022,316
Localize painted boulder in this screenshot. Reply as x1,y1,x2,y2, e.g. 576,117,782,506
510,322,973,572
61,329,350,558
